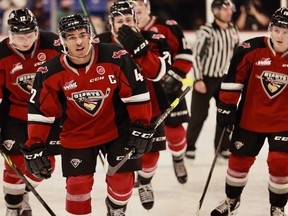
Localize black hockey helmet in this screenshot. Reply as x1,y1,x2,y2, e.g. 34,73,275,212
58,13,91,38
270,7,288,29
8,8,38,34
211,0,233,9
110,1,135,19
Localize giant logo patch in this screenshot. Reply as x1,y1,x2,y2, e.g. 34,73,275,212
71,88,110,116
16,73,35,93
257,71,288,98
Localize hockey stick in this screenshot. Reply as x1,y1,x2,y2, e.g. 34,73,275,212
105,84,193,176
78,0,97,35
0,148,56,216
196,127,227,215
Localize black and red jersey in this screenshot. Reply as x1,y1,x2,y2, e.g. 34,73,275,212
220,36,288,132
0,32,62,121
95,31,171,117
27,43,152,148
139,16,193,75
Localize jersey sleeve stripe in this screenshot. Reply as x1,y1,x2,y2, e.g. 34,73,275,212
121,92,150,103
221,82,244,91
174,53,193,62
28,114,55,124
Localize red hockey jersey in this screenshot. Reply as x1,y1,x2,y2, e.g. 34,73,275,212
26,43,152,148
220,36,288,132
0,32,62,121
139,16,193,74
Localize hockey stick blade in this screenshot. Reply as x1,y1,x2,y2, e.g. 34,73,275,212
0,148,56,216
196,127,227,215
105,85,193,176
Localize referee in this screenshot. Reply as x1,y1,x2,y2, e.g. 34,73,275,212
186,0,240,160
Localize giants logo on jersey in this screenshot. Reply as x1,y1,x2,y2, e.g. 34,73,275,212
70,88,111,116
257,71,288,98
16,73,35,93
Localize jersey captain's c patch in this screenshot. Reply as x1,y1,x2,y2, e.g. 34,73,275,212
257,71,288,98
69,88,110,116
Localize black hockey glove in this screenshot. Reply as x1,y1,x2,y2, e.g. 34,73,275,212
126,122,156,159
160,67,185,95
217,102,237,133
20,143,52,179
117,24,150,58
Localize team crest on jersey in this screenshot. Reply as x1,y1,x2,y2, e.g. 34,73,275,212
70,88,111,116
10,62,23,74
16,73,35,93
112,50,128,58
70,158,82,168
239,42,251,49
257,71,288,98
2,140,16,151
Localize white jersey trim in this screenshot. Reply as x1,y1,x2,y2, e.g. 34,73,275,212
121,92,150,103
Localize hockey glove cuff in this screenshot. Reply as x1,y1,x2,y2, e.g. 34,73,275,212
217,102,237,133
126,122,156,159
20,143,52,179
117,24,151,58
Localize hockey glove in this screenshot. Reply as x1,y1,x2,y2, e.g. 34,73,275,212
217,102,237,133
20,143,52,179
126,122,156,159
160,67,185,95
117,24,150,58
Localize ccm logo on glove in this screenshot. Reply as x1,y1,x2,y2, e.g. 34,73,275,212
131,129,154,138
24,151,44,160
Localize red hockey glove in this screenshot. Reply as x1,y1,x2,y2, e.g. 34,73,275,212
117,24,150,58
20,143,52,179
126,122,156,159
217,102,237,133
160,67,186,95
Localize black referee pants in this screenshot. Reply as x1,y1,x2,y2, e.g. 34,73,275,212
186,76,230,152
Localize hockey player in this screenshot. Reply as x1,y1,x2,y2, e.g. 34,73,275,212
21,13,155,216
186,0,239,161
0,8,62,216
131,0,193,184
211,7,288,216
96,0,172,210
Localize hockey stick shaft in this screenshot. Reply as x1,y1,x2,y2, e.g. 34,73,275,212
78,0,97,35
196,127,227,214
105,85,193,176
0,149,56,216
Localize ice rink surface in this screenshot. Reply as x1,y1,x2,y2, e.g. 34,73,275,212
0,87,287,215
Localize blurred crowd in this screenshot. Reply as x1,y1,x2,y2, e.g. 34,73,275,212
0,0,282,34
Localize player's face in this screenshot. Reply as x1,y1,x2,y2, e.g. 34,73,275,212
113,14,136,34
132,0,150,25
64,28,91,59
11,31,38,51
216,5,233,23
270,25,288,53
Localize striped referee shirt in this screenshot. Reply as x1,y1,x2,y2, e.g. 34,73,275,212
191,21,239,80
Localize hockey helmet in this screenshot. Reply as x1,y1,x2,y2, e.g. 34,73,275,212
211,0,233,9
270,7,288,29
110,1,136,20
8,8,38,34
58,13,91,38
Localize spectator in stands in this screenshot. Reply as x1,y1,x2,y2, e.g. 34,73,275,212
30,0,50,31
235,0,270,30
